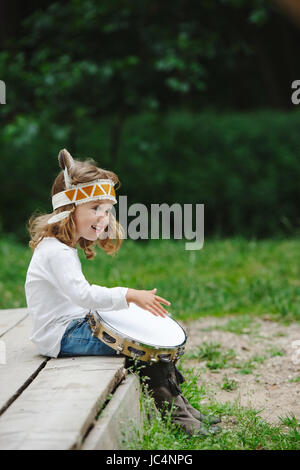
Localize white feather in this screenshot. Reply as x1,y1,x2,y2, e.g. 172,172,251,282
63,167,72,189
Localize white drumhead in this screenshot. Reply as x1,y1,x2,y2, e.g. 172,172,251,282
96,303,186,347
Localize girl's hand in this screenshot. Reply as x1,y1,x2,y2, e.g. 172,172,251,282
126,288,171,318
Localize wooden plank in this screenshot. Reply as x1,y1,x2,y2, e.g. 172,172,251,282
0,308,28,337
0,315,47,415
0,356,126,450
81,373,143,450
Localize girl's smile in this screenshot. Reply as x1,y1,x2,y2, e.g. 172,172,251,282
74,200,114,242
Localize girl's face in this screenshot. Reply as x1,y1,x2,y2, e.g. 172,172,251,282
74,200,114,242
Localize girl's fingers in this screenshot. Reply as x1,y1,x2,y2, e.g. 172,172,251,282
148,304,167,318
147,307,159,317
155,295,171,306
154,299,169,314
152,303,168,318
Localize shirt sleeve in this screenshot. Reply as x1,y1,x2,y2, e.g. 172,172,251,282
48,247,129,311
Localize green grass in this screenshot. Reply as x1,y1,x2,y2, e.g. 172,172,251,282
232,359,259,375
215,315,261,335
1,236,300,324
220,376,239,392
288,376,300,383
124,366,300,450
185,341,237,370
278,413,300,428
265,346,285,357
184,341,269,375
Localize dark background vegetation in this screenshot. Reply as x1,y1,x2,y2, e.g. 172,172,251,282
0,0,299,242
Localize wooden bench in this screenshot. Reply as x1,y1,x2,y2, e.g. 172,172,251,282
0,308,142,450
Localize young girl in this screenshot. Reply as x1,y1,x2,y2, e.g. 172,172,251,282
25,149,221,437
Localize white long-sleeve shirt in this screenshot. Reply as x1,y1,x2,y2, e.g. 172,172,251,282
25,237,129,357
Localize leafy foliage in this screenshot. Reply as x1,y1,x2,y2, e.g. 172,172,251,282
0,110,299,240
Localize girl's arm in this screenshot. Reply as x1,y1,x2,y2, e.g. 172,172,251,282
48,248,128,312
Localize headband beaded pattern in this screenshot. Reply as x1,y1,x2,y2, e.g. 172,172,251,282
52,179,117,210
48,150,117,224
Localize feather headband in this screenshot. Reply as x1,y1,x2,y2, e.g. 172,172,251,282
48,150,117,224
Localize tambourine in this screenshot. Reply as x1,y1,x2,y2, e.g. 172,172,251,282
87,303,186,363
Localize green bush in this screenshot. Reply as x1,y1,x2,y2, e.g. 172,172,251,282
116,110,300,238
1,110,299,242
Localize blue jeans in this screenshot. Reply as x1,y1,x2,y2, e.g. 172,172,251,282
58,317,118,357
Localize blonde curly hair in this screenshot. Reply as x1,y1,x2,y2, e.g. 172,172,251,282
27,149,125,259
